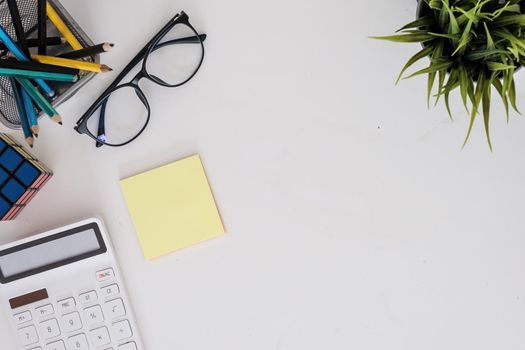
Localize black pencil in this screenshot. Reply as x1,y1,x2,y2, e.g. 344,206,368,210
37,0,46,55
6,0,29,57
0,37,66,51
58,42,114,59
0,58,80,76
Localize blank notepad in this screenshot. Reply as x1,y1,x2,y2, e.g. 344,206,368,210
120,155,225,260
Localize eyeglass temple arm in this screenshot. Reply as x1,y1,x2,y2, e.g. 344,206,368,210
152,34,207,51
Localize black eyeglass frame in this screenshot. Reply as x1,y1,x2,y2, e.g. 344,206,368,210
74,11,206,147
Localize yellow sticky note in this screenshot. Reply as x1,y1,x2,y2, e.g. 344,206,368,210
120,155,224,260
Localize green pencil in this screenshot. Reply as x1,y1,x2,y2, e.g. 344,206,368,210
10,78,34,147
15,77,62,125
0,67,78,82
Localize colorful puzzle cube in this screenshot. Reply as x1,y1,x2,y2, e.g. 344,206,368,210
0,133,53,221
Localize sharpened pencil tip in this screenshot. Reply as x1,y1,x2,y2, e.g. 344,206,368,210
51,114,63,125
103,43,115,52
100,64,113,73
34,134,38,138
58,121,63,125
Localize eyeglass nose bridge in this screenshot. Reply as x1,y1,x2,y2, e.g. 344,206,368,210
130,70,148,86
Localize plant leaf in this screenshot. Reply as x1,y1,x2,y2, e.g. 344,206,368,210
444,2,460,34
404,60,454,79
396,16,435,32
444,91,453,120
492,78,510,122
428,72,437,108
395,45,434,84
487,61,516,71
509,79,521,114
435,68,446,105
453,19,473,56
482,74,493,151
492,14,525,27
465,49,509,61
463,70,485,148
459,65,470,112
483,22,495,49
370,33,436,43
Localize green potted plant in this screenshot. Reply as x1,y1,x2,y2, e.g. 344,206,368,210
372,0,525,150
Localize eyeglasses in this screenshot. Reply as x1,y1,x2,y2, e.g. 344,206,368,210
74,11,205,147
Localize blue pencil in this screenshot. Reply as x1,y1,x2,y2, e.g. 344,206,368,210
0,25,56,98
21,89,39,136
10,78,34,147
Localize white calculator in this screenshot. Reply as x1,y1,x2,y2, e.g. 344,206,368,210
0,218,144,350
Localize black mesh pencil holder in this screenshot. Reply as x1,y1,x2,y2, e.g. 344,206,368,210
0,0,98,129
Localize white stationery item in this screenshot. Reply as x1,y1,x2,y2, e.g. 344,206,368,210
0,218,144,350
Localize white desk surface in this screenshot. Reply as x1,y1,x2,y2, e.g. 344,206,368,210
1,0,525,349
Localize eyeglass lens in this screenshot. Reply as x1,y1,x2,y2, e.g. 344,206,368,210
85,20,203,146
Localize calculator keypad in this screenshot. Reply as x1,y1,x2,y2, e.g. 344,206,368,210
61,312,83,332
78,291,97,304
39,318,61,339
105,298,126,319
45,340,65,350
90,326,111,346
57,298,76,314
67,333,89,350
14,310,32,325
18,325,38,346
35,304,54,318
83,305,105,326
13,268,138,350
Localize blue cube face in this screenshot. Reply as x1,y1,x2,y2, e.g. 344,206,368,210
0,138,6,154
1,178,26,203
0,196,9,217
15,162,40,187
0,148,23,172
0,167,8,186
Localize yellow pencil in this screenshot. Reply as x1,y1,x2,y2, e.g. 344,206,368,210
31,54,113,73
46,2,82,50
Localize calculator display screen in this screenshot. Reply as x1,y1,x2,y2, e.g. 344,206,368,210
0,223,106,283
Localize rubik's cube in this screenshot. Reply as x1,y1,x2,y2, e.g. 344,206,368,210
0,133,53,221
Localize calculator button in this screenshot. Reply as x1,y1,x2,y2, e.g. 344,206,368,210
13,310,32,324
62,312,83,332
18,325,39,346
67,333,89,350
45,340,66,350
90,326,111,346
79,291,97,304
57,298,76,314
111,319,133,341
96,268,115,282
118,342,137,350
105,298,126,319
83,305,104,326
39,318,61,339
36,304,54,318
101,284,120,298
